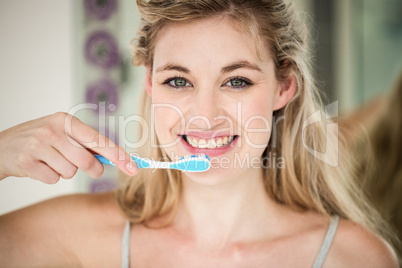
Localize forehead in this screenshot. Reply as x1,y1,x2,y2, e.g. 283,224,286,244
152,17,272,68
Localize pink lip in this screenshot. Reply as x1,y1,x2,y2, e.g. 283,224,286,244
182,131,235,139
180,135,238,157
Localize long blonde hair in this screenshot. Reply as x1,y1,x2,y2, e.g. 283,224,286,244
116,0,396,250
359,71,402,255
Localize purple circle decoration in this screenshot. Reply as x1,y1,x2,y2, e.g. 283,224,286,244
85,78,119,114
89,178,117,193
85,30,119,69
84,0,117,21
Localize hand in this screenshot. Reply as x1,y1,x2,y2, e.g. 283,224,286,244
0,112,138,183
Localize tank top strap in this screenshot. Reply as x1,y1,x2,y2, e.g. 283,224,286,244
312,215,340,268
121,215,340,268
121,220,131,268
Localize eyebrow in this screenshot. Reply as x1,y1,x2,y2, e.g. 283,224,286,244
155,64,190,74
155,60,263,74
221,60,263,74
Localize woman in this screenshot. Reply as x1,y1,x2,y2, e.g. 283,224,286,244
0,0,398,266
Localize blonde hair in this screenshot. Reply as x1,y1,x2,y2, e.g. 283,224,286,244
116,0,396,250
359,71,402,255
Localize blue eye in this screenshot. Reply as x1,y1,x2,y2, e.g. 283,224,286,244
223,77,253,90
164,77,192,89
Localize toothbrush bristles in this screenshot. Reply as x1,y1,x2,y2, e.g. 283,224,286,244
179,154,210,162
194,154,210,161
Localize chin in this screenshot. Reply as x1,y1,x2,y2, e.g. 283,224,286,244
180,161,247,186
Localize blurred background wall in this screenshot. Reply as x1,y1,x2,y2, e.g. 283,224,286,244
0,0,401,215
0,0,76,214
312,0,402,110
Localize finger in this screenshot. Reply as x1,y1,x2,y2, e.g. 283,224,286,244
39,146,78,180
63,114,138,175
28,161,61,184
53,137,105,178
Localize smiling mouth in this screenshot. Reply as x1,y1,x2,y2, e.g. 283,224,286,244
181,135,237,149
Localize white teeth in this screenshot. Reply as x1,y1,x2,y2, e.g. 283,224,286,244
216,138,223,147
191,138,198,147
198,139,207,148
185,135,235,149
208,139,217,149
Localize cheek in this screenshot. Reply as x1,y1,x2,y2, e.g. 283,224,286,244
241,100,273,149
152,96,185,141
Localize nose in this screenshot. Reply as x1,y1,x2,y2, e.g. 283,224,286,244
188,86,224,129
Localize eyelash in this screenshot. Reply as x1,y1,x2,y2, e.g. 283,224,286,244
162,76,253,91
223,76,253,90
162,76,192,90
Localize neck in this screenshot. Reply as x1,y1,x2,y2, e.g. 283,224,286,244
174,167,280,248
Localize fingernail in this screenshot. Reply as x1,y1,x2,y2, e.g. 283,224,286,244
126,161,137,175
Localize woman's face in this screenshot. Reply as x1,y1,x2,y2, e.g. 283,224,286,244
149,17,290,184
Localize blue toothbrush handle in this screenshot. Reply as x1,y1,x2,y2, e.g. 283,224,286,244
94,155,116,166
94,154,151,169
94,154,210,172
129,155,151,169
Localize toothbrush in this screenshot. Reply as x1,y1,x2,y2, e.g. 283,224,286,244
94,154,211,172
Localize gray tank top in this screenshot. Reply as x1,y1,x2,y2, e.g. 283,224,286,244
121,215,340,268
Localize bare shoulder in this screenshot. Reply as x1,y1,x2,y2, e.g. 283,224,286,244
0,191,127,266
1,191,125,230
325,218,399,267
